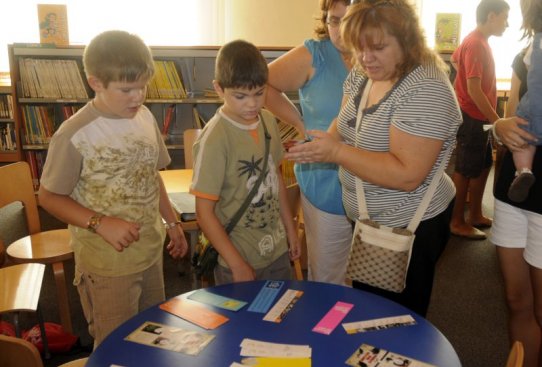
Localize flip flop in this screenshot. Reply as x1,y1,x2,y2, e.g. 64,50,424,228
450,227,487,240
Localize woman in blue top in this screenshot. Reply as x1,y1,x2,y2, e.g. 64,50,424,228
265,0,353,284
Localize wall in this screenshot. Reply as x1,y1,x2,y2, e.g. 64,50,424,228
224,0,320,47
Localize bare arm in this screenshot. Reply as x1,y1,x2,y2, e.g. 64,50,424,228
38,186,140,251
466,77,500,123
195,197,255,282
265,45,313,135
158,175,188,259
286,126,443,192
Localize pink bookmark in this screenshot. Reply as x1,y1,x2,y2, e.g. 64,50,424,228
312,301,354,335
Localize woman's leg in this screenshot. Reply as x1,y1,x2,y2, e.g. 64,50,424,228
497,247,540,367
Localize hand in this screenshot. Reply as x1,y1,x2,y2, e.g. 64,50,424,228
165,225,189,259
284,130,341,163
96,216,141,252
231,261,256,282
288,238,301,261
495,116,537,152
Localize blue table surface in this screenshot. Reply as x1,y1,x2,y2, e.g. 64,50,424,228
86,280,461,367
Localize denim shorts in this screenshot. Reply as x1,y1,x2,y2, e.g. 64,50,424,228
454,111,493,178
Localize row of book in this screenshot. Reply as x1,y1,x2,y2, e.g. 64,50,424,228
19,58,90,99
25,150,46,190
0,122,17,151
0,94,13,119
21,105,80,145
147,60,188,100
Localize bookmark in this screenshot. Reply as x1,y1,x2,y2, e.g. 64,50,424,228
248,280,284,313
312,301,353,335
188,289,247,311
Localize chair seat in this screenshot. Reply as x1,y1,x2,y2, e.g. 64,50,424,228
0,263,45,313
6,229,72,264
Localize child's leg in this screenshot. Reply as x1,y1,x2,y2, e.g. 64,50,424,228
508,145,536,202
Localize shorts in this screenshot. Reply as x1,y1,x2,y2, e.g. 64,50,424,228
454,111,493,178
490,199,542,268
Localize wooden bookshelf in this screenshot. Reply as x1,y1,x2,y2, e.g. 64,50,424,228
0,84,21,162
8,44,296,186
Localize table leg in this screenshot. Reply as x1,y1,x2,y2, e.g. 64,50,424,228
52,261,73,334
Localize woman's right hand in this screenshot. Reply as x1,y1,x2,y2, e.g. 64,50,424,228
494,116,537,152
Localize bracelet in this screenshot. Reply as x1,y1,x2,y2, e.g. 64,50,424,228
164,221,182,230
492,120,503,146
86,213,104,233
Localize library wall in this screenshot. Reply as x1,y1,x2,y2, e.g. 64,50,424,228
224,0,319,47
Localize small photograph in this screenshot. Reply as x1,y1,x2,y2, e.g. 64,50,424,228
125,321,215,356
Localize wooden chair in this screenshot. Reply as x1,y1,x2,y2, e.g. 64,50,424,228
0,334,44,367
0,261,50,359
0,162,74,333
505,341,524,367
183,128,203,169
286,183,305,280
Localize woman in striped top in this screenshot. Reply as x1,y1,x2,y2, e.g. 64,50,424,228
285,0,461,316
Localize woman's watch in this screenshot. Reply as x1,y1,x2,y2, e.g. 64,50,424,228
164,220,182,230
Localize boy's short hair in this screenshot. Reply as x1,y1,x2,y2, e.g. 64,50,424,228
476,0,509,24
83,30,155,87
215,40,268,90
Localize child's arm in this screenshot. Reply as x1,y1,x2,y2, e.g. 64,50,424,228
277,166,301,261
195,196,256,282
157,175,188,259
38,186,141,251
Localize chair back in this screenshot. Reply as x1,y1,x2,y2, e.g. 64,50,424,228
286,183,303,280
0,162,41,234
183,129,202,169
0,334,44,367
505,341,524,367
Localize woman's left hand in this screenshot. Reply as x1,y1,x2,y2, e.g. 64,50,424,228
284,130,341,163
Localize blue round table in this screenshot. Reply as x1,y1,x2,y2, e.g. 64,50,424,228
86,280,461,366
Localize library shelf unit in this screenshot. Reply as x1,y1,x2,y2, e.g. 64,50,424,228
8,44,295,187
0,84,20,163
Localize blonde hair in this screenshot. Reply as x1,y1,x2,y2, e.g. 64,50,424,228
340,0,447,79
520,0,542,38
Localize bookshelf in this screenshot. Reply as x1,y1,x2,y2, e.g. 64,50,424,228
8,44,297,187
0,84,20,162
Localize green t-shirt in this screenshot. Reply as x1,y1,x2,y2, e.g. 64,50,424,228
191,108,287,269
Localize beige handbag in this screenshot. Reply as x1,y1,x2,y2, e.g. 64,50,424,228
345,79,444,293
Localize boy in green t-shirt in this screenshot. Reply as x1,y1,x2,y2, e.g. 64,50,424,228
190,40,301,284
38,30,188,348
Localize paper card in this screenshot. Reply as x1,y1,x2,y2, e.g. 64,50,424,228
188,289,247,311
312,301,354,335
240,357,312,366
160,297,229,329
240,338,312,358
37,4,69,46
248,280,285,313
262,289,303,323
345,343,436,367
343,314,416,334
124,321,214,355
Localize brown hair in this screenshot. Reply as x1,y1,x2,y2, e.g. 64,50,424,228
520,0,542,38
83,30,154,87
314,0,351,40
215,40,268,89
340,0,447,79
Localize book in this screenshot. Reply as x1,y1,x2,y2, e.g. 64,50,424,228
37,4,69,46
435,13,461,53
125,321,215,356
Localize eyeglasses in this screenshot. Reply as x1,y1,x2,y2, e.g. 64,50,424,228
326,16,342,28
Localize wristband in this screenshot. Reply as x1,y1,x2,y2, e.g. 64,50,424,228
164,221,182,230
86,213,104,233
492,120,503,146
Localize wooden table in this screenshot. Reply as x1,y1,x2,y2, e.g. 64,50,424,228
160,169,198,231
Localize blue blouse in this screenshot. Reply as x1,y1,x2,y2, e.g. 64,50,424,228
295,39,348,214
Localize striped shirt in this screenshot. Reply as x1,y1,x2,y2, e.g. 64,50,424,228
337,64,461,228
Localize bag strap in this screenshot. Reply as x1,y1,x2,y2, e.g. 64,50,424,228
354,79,445,233
224,114,271,234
